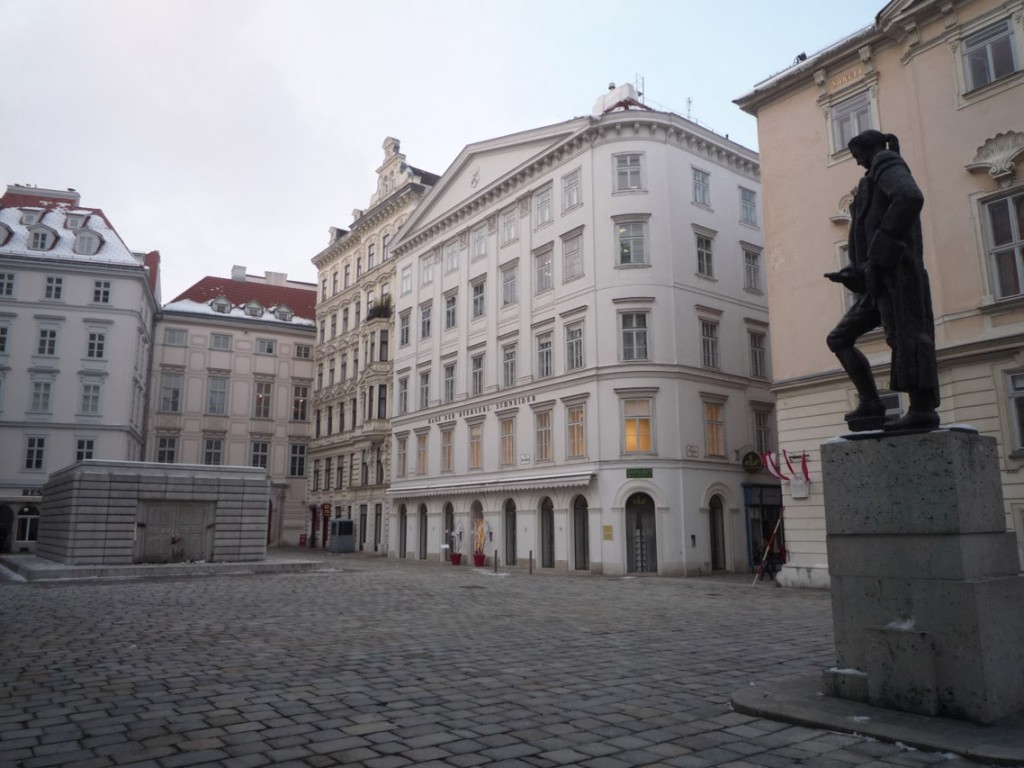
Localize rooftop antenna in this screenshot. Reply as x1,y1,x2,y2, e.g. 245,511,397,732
634,73,645,103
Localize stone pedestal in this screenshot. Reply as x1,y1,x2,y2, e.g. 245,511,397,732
821,429,1024,724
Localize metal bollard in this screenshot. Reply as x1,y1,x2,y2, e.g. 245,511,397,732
529,550,533,574
493,549,498,573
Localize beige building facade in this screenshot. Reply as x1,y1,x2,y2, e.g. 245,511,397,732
308,138,438,553
737,0,1024,586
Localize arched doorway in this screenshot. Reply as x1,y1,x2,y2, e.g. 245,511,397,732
573,495,589,571
625,492,657,573
417,504,428,559
0,504,14,552
398,505,407,558
540,497,554,568
709,494,726,571
503,499,517,567
443,502,455,561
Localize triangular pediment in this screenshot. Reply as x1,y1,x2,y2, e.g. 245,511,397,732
396,117,589,243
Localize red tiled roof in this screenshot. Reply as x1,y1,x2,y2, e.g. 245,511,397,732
171,276,317,321
0,190,115,231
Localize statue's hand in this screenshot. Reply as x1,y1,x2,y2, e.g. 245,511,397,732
825,266,866,293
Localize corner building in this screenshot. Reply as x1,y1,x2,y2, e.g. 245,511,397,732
736,0,1024,586
387,87,779,575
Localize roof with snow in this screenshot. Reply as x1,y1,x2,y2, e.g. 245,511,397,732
0,185,142,267
165,275,317,325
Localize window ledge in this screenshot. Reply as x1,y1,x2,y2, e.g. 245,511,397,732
740,220,760,231
979,294,1024,315
1008,449,1024,461
616,262,651,269
612,188,648,195
696,273,718,282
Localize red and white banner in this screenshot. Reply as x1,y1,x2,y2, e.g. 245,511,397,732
761,450,811,483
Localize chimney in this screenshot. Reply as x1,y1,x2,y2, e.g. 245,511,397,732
264,271,287,286
231,265,247,281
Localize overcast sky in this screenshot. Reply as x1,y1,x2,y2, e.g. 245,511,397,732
2,0,881,303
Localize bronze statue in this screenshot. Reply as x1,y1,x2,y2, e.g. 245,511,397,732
824,130,940,432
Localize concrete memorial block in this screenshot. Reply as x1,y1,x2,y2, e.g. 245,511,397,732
822,429,1024,724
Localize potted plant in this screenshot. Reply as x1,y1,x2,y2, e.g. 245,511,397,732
448,523,464,565
472,519,491,567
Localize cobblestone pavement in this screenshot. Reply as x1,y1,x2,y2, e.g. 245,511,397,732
0,555,988,768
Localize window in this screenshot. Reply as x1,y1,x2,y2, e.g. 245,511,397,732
623,399,652,453
697,234,714,277
289,444,307,477
536,333,552,378
312,459,321,490
416,433,428,475
441,428,454,473
472,226,487,261
203,438,223,466
421,255,433,286
21,210,41,225
471,280,486,318
289,384,308,421
749,332,768,379
356,257,363,278
76,438,95,462
535,247,553,293
535,410,552,461
831,91,872,152
535,187,552,226
37,328,57,356
614,153,644,191
563,169,581,211
160,372,183,412
396,436,408,477
367,243,376,269
318,320,326,343
253,380,273,418
382,234,391,260
86,332,105,359
986,191,1024,299
0,273,13,296
256,338,276,355
251,441,269,469
344,264,351,288
502,344,517,388
566,403,586,458
25,437,46,469
744,248,762,292
398,266,410,296
45,276,63,300
693,168,710,206
501,209,518,245
501,264,517,306
704,401,726,457
445,241,458,273
500,416,515,466
93,280,111,304
377,384,387,419
31,381,52,412
617,220,647,265
156,436,177,464
164,328,187,346
316,364,324,391
331,271,338,295
566,323,584,371
443,362,456,403
380,330,389,361
0,326,6,354
328,357,336,386
445,294,457,329
75,232,100,255
324,458,333,489
621,312,649,361
399,310,411,346
321,278,328,301
754,409,774,454
211,333,232,351
204,376,227,415
468,422,483,469
701,320,720,369
963,19,1019,91
330,314,337,339
420,303,432,339
398,376,409,415
30,230,52,250
740,188,758,225
419,371,430,410
563,232,583,281
471,353,484,396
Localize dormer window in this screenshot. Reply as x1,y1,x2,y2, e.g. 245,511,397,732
211,297,231,314
27,226,57,251
244,301,264,318
274,305,294,322
0,223,11,247
73,230,102,255
65,213,86,229
20,209,42,226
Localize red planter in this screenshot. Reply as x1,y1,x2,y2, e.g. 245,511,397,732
472,553,486,567
450,553,463,565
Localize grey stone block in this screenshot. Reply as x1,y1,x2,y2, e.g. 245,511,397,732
826,531,1020,580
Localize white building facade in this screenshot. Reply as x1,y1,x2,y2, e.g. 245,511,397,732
149,267,316,546
387,91,779,575
0,185,159,552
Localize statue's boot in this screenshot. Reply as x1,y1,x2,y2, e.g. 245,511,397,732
883,390,940,432
845,398,887,432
